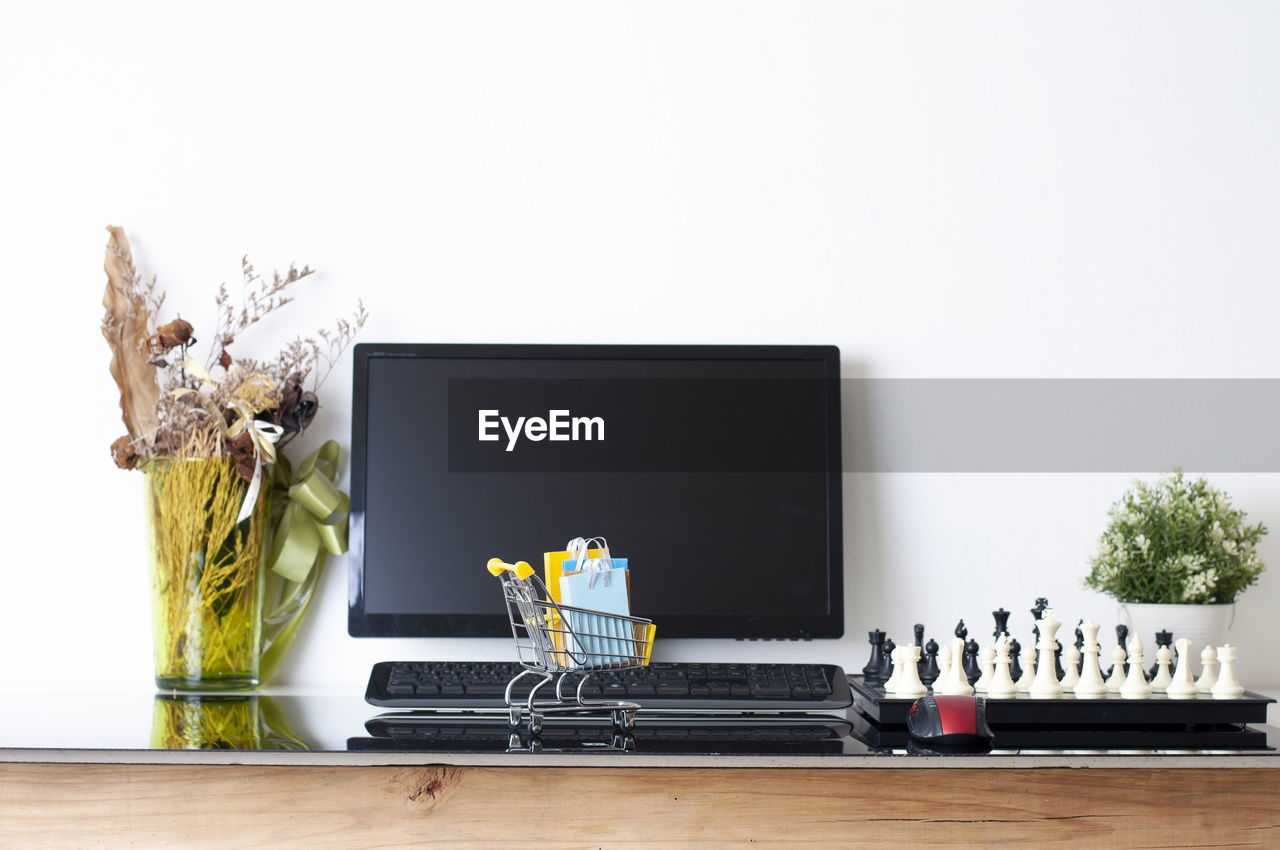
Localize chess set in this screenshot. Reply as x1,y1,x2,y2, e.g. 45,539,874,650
851,598,1275,751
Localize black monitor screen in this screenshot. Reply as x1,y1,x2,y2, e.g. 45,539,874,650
348,344,843,639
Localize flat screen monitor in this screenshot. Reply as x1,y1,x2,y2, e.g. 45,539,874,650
348,344,843,639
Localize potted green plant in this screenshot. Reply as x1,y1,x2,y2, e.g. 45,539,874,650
1083,470,1267,651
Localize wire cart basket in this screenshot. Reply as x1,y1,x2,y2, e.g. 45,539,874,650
487,558,656,736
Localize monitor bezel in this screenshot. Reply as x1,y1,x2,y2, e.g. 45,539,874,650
347,343,844,639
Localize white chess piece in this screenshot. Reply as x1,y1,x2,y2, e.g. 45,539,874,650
893,645,928,698
1166,638,1199,700
1015,645,1036,693
973,644,996,692
1196,644,1218,694
1105,645,1127,693
1120,636,1153,699
1211,645,1244,700
1072,620,1108,698
1030,609,1064,699
936,637,975,696
1149,645,1174,693
883,646,903,693
1059,642,1081,691
986,633,1018,699
937,643,953,687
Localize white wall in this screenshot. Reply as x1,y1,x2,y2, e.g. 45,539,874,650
3,2,1279,693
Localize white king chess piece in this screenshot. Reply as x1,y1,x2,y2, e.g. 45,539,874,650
973,644,996,693
1166,638,1199,700
1211,645,1244,700
986,633,1018,699
1105,645,1127,693
936,637,975,696
1030,609,1064,699
892,645,928,699
1120,636,1153,699
1196,644,1218,694
1071,619,1108,699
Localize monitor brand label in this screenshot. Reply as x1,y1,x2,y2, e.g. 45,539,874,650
478,409,605,451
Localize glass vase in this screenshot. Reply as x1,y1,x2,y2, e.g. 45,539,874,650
143,457,272,690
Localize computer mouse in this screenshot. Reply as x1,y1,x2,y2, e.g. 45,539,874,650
906,695,994,746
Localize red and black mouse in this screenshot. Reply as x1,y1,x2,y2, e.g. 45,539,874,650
906,695,995,747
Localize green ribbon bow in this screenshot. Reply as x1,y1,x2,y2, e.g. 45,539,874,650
259,440,349,682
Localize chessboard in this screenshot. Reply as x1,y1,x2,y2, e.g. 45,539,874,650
850,675,1275,727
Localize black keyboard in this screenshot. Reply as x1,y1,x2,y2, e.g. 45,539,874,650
365,661,852,712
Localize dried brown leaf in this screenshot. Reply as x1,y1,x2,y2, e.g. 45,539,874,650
102,226,161,444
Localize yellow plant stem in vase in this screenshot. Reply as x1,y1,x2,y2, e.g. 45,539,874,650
144,457,272,690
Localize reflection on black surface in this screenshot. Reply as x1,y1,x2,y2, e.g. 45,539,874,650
353,713,853,755
151,694,310,751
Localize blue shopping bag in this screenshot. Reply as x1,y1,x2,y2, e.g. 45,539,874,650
558,537,631,666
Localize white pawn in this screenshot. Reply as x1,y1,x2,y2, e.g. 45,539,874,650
1030,609,1064,699
1196,645,1218,693
883,646,903,693
1059,642,1081,691
973,644,996,692
1149,645,1174,693
1105,645,1127,693
936,638,975,696
1072,620,1108,699
892,645,928,698
1166,638,1199,700
1015,645,1036,693
937,643,953,689
986,633,1018,699
1211,645,1244,700
1120,636,1153,699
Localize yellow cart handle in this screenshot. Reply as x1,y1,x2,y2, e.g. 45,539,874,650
487,558,535,580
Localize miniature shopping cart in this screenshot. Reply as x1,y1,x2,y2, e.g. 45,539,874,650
487,558,656,735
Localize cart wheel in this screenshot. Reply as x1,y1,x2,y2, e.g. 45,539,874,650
529,713,544,735
508,707,522,728
613,710,636,732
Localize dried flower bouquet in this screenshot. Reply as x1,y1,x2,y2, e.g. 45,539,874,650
103,225,364,688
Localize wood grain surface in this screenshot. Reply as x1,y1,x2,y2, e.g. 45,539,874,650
2,764,1278,848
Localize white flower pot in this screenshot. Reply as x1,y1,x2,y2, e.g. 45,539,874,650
1118,602,1236,653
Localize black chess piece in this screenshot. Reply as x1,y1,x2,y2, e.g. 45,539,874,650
862,629,888,683
963,638,981,685
992,608,1010,641
914,624,926,675
1075,625,1085,673
1030,597,1049,641
954,619,968,640
1008,637,1023,681
920,639,941,686
878,638,896,684
1149,629,1174,680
